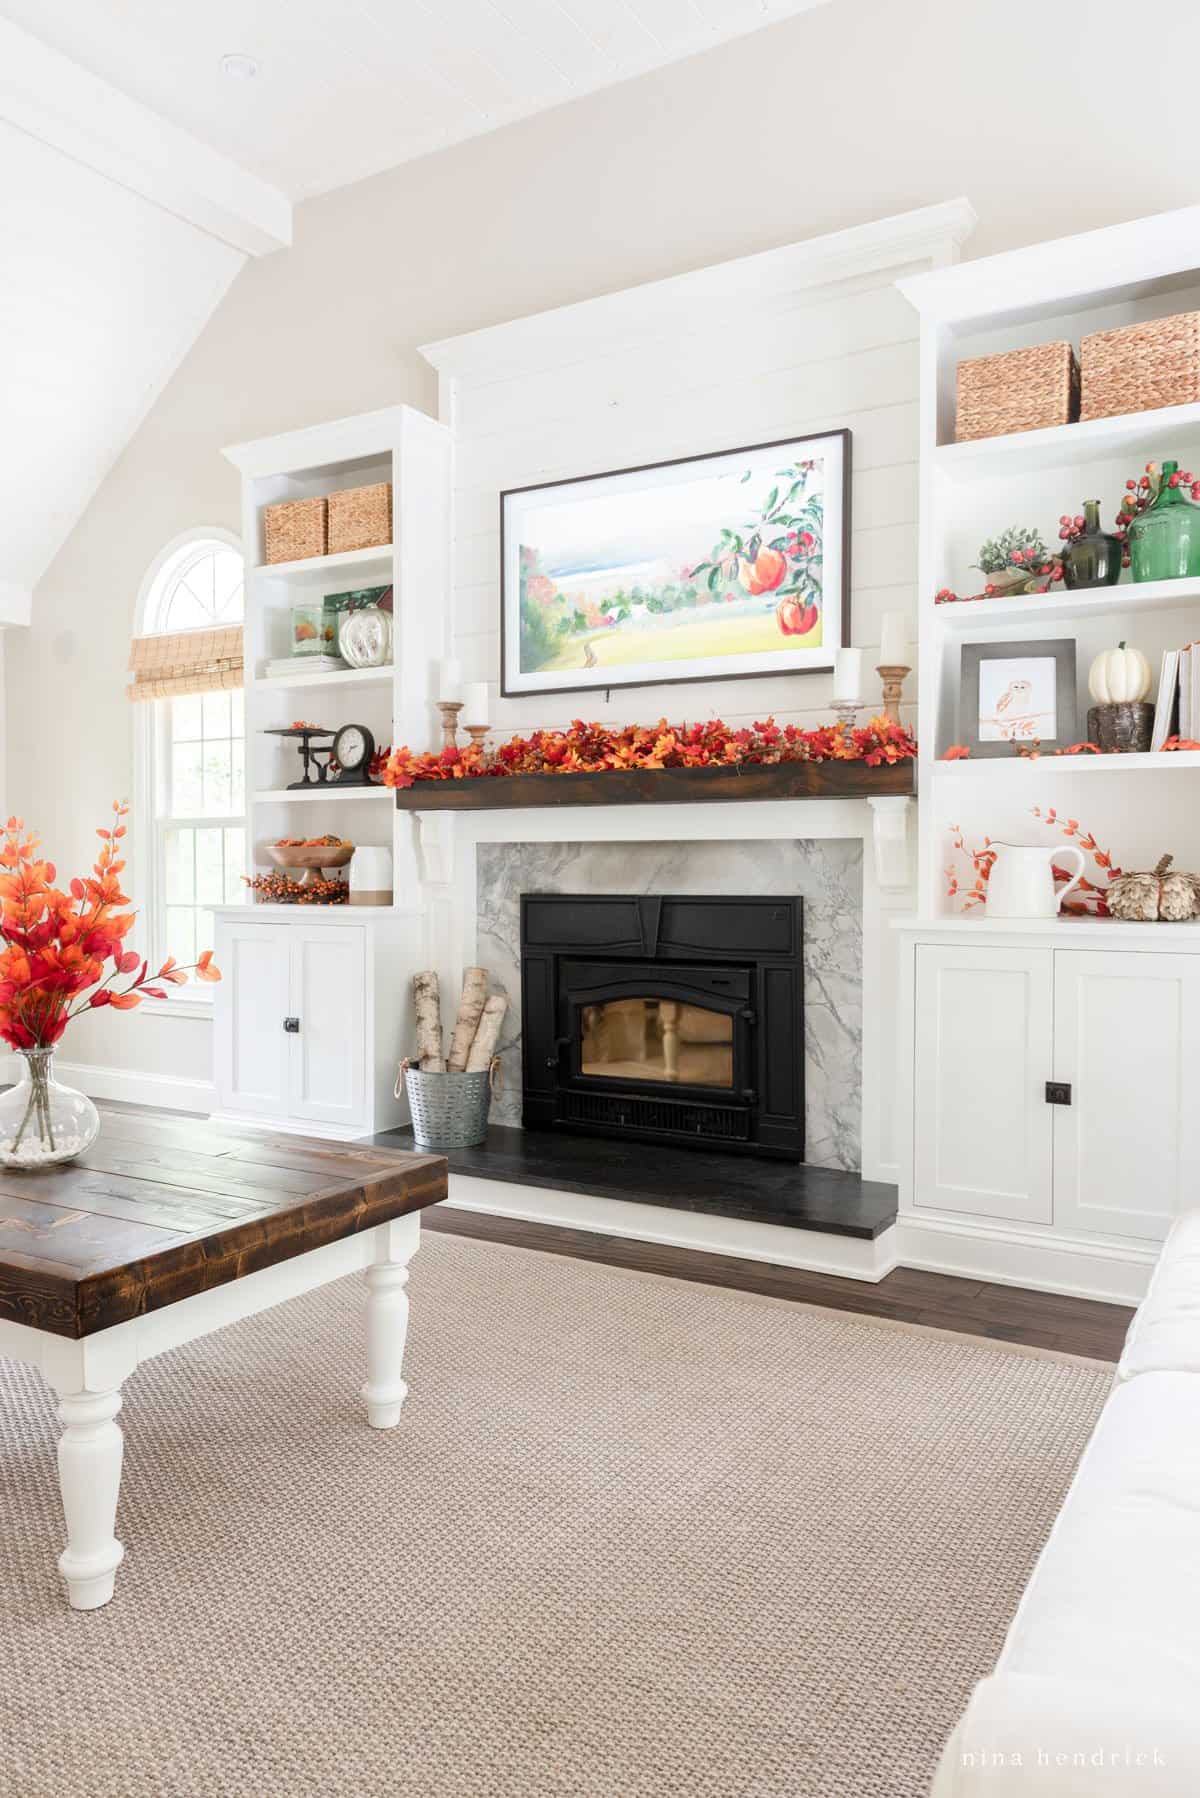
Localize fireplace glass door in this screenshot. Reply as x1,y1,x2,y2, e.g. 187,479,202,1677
579,997,734,1090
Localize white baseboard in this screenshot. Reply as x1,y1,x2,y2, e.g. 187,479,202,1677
446,1173,899,1282
895,1213,1156,1305
0,1054,214,1117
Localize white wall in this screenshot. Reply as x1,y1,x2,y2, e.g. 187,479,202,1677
442,264,921,738
8,0,1199,1095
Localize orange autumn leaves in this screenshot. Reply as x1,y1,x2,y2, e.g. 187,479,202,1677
0,803,220,1051
383,715,917,789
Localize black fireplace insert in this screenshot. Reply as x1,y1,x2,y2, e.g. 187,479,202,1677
520,893,804,1160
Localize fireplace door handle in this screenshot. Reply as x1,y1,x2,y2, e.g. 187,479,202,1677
545,1034,571,1070
741,1089,757,1103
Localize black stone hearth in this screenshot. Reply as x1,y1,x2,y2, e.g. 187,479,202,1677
377,1125,896,1240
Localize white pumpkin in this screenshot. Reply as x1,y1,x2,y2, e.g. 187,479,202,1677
1088,641,1152,705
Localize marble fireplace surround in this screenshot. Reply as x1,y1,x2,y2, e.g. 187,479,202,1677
480,840,861,1170
410,795,912,1190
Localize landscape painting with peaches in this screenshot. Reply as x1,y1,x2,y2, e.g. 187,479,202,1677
500,431,848,696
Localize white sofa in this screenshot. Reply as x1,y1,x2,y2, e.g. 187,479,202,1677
930,1212,1200,1795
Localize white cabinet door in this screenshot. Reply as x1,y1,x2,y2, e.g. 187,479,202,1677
1053,950,1200,1243
287,925,367,1131
914,945,1054,1224
214,919,292,1117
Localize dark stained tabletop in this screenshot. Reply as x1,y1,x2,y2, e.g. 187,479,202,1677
0,1109,447,1340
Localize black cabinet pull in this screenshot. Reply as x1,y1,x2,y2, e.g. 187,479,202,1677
283,1016,301,1034
1045,1080,1071,1106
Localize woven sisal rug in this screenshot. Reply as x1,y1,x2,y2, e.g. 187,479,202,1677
0,1228,1112,1798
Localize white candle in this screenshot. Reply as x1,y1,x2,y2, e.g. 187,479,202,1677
439,657,462,702
833,647,863,704
878,613,909,669
462,681,490,726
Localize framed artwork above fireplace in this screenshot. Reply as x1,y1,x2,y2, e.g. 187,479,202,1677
500,429,851,697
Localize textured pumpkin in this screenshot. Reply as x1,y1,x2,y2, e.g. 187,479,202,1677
1107,854,1200,921
1088,641,1152,705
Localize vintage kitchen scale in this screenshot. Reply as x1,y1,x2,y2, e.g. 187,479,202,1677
265,723,378,789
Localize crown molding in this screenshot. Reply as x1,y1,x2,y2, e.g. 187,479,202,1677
420,199,977,384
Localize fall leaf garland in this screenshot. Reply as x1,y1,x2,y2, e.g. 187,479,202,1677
383,716,916,789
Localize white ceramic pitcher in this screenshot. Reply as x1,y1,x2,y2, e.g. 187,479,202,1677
986,842,1085,919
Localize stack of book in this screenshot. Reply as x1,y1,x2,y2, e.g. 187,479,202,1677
264,655,347,679
1150,643,1200,751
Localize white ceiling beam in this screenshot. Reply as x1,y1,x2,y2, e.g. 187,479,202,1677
0,16,291,256
0,583,33,628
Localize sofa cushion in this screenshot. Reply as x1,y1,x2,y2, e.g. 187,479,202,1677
998,1371,1200,1698
1120,1209,1200,1380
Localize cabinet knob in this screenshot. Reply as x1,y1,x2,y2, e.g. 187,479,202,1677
283,1016,301,1034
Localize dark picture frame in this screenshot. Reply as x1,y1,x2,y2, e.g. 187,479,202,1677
959,639,1078,757
499,429,852,699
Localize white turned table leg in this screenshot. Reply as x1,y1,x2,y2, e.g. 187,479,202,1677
53,1385,126,1609
361,1213,420,1429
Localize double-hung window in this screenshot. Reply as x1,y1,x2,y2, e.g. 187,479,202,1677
136,534,246,1000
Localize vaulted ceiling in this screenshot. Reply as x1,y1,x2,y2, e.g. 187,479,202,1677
0,0,833,617
0,0,833,199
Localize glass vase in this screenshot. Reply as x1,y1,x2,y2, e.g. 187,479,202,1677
1128,461,1200,582
0,1048,100,1169
1061,500,1122,590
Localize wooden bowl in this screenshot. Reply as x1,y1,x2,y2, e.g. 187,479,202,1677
267,841,354,885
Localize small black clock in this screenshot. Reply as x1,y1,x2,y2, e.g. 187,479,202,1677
330,722,377,785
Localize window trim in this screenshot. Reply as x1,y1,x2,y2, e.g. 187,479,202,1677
133,527,246,1017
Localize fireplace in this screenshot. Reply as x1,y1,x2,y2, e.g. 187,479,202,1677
520,893,804,1160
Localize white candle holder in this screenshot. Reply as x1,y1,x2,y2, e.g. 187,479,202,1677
832,701,863,730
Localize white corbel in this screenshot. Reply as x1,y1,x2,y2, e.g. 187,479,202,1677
867,796,913,893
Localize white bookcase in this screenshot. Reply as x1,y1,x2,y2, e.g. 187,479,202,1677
894,204,1200,1300
209,404,451,1137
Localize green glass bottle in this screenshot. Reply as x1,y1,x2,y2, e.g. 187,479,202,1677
1128,462,1200,583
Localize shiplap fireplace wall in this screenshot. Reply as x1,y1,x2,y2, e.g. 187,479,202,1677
420,201,974,745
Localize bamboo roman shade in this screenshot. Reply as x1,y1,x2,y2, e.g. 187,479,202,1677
127,626,244,702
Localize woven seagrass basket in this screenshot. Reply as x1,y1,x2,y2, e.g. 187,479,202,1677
328,482,392,554
263,496,327,564
1080,310,1200,421
956,341,1079,442
398,1059,496,1150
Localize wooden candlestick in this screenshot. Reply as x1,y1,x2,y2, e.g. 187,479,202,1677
876,663,911,724
464,724,489,752
437,700,462,750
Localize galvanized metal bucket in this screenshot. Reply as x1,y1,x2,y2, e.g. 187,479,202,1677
396,1058,497,1150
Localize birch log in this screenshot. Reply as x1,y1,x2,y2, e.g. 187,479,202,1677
413,971,446,1071
446,967,489,1072
465,994,508,1072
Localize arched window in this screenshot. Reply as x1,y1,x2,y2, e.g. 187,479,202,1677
136,531,246,996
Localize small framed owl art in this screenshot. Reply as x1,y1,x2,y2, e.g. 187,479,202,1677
959,639,1078,757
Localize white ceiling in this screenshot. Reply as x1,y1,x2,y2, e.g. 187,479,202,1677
0,0,833,199
0,0,833,611
0,119,243,606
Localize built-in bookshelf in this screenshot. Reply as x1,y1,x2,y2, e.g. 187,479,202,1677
898,204,1200,918
222,404,452,907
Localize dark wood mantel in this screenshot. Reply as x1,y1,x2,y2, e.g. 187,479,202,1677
391,759,914,812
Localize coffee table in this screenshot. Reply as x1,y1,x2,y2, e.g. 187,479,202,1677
0,1110,446,1609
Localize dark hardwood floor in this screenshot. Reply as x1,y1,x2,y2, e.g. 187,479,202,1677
424,1206,1134,1362
82,1100,1134,1362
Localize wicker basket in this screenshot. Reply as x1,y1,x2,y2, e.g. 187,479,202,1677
328,482,392,554
955,342,1080,442
1080,311,1200,421
263,497,327,564
399,1060,495,1150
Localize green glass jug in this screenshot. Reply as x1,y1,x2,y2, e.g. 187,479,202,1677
1128,462,1200,583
